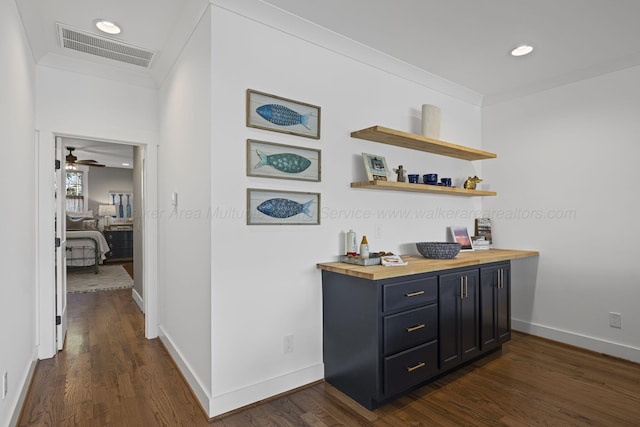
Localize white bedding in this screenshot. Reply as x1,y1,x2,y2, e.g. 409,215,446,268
66,230,110,267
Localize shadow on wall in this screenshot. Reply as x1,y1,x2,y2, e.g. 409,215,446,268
510,257,540,327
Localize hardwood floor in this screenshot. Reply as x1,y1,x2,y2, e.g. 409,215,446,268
19,289,640,426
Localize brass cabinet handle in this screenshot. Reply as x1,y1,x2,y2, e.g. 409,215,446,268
405,290,425,297
461,276,468,298
465,276,469,298
406,324,426,332
407,362,426,372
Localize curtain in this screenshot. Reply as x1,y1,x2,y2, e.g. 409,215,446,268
66,196,84,213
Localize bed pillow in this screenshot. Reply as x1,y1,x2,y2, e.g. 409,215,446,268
66,214,86,230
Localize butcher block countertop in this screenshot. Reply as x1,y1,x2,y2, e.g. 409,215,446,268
317,249,539,281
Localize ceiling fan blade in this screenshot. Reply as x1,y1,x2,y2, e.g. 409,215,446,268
77,161,106,167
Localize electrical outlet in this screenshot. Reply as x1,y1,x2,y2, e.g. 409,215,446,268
284,335,294,354
609,312,622,329
2,371,7,399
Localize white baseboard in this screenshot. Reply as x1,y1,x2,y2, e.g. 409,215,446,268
158,326,211,415
131,288,143,313
512,319,640,363
7,349,38,427
158,325,323,418
208,363,323,418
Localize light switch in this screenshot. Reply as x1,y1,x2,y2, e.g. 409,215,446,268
171,192,178,206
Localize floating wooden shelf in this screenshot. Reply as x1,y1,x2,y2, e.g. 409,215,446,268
351,126,496,161
350,180,496,197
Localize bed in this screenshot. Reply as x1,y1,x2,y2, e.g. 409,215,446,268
66,230,111,274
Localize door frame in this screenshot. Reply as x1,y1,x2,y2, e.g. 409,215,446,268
37,132,158,359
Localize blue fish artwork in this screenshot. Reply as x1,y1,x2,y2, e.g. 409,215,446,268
256,104,311,130
257,198,312,219
255,151,311,174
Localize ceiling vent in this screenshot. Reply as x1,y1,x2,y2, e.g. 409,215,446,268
56,23,156,68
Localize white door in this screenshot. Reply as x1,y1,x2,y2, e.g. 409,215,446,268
55,136,68,350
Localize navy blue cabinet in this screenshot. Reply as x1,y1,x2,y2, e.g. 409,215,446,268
103,229,133,261
321,261,511,410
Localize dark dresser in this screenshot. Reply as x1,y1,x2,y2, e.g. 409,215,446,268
103,227,133,261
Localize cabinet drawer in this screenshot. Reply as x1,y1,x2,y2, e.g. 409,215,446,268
384,340,438,397
383,276,437,312
106,248,132,258
384,305,437,355
108,241,133,250
104,231,133,242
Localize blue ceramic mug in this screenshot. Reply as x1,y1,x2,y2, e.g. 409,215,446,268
441,177,452,187
423,173,438,184
408,174,420,183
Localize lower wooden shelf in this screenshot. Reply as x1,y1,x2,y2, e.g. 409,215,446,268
351,180,497,197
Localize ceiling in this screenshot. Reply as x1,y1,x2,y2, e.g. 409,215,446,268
16,0,640,103
63,138,133,169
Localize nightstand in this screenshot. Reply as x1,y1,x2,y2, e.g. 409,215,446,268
103,228,133,261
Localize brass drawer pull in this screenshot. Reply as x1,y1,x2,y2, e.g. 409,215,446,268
406,324,426,332
407,362,426,372
405,290,425,297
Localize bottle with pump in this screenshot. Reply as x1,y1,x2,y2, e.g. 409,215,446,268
345,230,357,256
360,235,369,259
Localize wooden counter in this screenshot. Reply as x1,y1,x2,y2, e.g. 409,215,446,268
317,249,539,281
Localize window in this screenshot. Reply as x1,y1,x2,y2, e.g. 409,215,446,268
66,171,83,196
66,171,85,212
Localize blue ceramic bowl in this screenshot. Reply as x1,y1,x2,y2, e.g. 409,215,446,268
423,173,438,184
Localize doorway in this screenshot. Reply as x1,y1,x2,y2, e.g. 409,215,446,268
62,138,137,296
37,132,159,359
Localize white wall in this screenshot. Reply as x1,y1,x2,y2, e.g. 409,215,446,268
0,1,37,426
87,166,134,214
36,65,159,359
483,66,640,362
206,3,484,416
157,7,212,411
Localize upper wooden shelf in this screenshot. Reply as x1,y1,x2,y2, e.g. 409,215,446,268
351,126,497,161
351,180,496,197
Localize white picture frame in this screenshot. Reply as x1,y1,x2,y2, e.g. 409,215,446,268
450,226,474,251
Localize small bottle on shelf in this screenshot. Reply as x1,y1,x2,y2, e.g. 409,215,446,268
360,235,369,259
345,230,357,256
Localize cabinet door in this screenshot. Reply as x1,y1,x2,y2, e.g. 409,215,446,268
439,271,461,370
439,269,479,370
460,270,480,361
480,266,499,350
480,263,511,350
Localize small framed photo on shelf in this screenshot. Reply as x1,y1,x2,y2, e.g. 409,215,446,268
362,153,389,181
246,89,321,139
246,139,321,182
474,217,492,245
450,226,474,251
247,188,320,225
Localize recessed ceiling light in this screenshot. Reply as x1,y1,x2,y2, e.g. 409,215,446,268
122,163,130,166
511,44,534,57
95,20,121,35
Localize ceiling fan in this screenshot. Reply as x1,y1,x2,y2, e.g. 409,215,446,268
65,147,105,168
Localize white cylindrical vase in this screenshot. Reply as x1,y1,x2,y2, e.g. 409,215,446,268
421,104,441,139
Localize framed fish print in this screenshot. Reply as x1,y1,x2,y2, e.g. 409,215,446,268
362,153,390,181
246,89,321,139
247,188,320,225
247,139,321,182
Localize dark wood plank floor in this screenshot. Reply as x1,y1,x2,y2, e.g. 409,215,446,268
18,289,640,426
